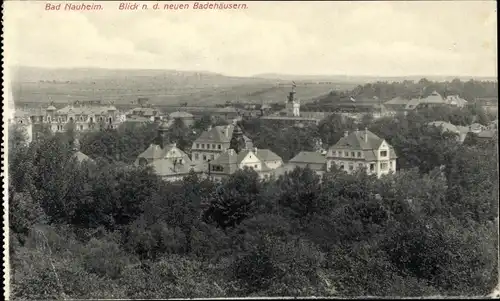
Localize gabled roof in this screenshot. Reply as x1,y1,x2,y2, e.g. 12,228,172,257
420,91,446,104
254,149,282,162
289,151,326,165
150,159,193,177
137,143,182,162
330,130,385,150
210,148,282,171
195,124,252,144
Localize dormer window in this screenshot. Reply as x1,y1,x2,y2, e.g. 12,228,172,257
380,150,387,157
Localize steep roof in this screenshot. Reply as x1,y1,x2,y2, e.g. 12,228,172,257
195,124,252,144
210,148,282,171
254,149,282,162
289,151,326,165
331,129,385,150
420,91,447,104
137,143,178,162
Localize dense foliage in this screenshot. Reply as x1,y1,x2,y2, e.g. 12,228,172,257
8,101,498,298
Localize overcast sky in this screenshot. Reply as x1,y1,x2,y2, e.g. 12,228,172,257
4,1,497,77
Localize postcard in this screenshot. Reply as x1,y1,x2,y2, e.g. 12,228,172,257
2,1,499,299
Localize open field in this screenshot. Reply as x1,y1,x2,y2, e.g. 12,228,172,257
9,67,361,107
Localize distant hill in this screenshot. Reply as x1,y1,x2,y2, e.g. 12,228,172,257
254,73,498,83
10,66,357,107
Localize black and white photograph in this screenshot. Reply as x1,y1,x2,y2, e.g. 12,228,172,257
2,0,499,299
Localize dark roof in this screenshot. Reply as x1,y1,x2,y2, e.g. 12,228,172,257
289,151,326,165
195,125,252,144
332,129,384,150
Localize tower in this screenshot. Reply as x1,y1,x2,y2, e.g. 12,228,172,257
286,82,300,117
155,119,170,148
229,124,246,153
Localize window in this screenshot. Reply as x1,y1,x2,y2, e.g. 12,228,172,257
370,163,375,171
212,144,216,149
202,144,205,149
349,165,354,171
218,144,221,150
194,153,199,160
79,125,84,130
210,154,215,160
381,162,388,170
47,116,51,122
254,164,258,168
340,164,345,170
351,152,355,157
344,151,349,157
357,152,362,158
196,143,200,149
380,150,388,157
203,155,207,161
358,163,364,168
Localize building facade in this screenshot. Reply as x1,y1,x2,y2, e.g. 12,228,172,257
191,124,253,166
326,129,397,178
207,124,284,181
135,120,195,182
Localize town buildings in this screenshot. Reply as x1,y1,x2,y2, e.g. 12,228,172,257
384,91,468,114
169,111,195,127
260,83,326,126
135,120,195,182
190,124,253,166
326,128,398,178
11,101,126,139
207,124,284,181
286,151,327,177
125,98,165,123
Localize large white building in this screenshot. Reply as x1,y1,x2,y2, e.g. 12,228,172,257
326,128,398,178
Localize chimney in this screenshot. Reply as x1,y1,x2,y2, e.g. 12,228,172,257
364,127,368,142
344,131,349,137
254,147,258,153
226,125,231,137
172,142,177,148
207,125,212,131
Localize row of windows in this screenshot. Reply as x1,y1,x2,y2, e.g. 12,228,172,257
333,151,363,158
332,150,388,158
194,153,215,161
336,161,393,172
195,143,223,150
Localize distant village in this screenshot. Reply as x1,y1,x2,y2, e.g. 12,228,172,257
8,82,498,182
